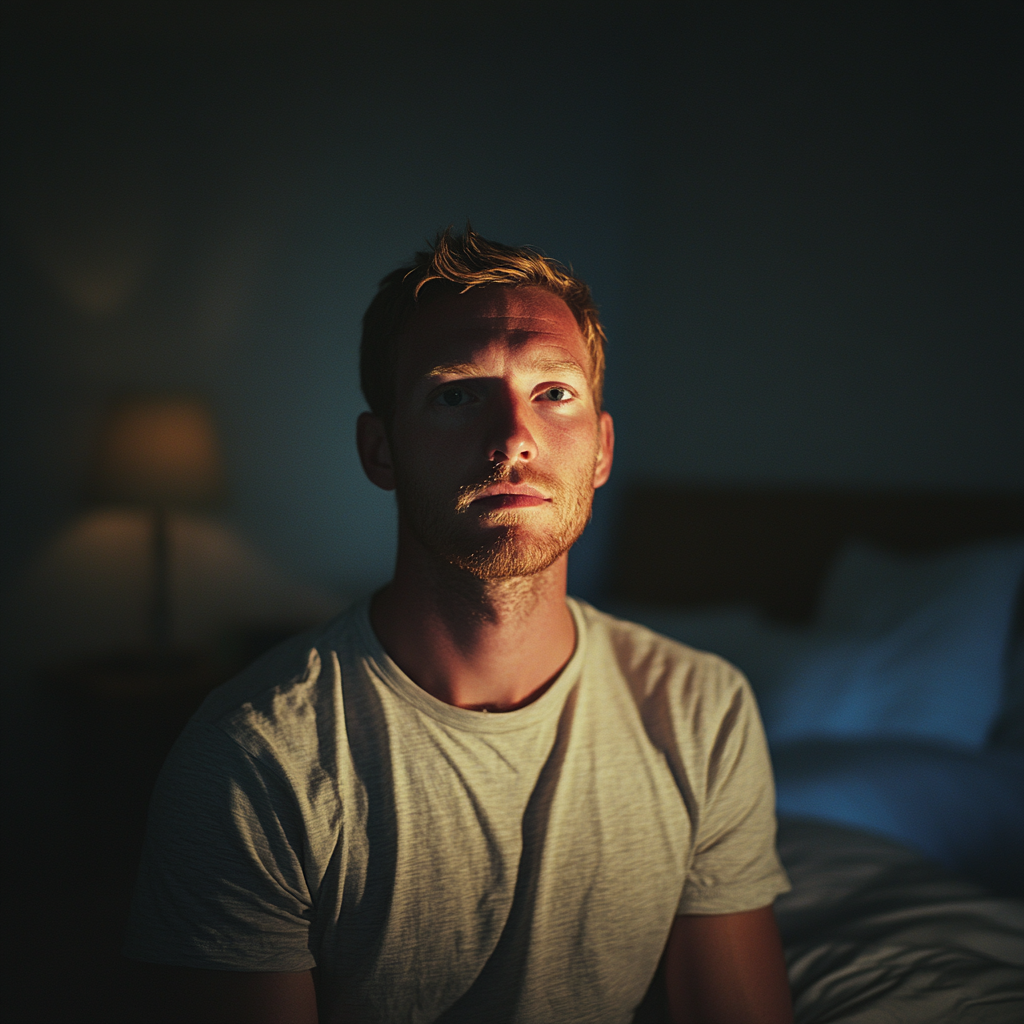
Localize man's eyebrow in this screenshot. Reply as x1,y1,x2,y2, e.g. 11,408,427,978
422,362,484,379
422,358,587,380
530,358,589,377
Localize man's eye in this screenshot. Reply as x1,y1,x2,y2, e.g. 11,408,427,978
540,387,572,402
437,387,470,407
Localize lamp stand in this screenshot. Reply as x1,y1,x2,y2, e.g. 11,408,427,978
150,505,172,663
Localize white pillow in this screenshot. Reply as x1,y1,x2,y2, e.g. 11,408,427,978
818,539,1024,634
608,538,1024,751
760,539,1024,749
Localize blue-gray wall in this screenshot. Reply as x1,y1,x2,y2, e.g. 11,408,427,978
2,2,1021,604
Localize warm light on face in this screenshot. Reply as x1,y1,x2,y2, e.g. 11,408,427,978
386,286,612,578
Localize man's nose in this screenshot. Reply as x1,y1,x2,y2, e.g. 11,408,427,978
487,394,535,464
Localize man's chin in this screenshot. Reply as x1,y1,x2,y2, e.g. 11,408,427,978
446,525,570,580
400,489,592,581
451,551,562,581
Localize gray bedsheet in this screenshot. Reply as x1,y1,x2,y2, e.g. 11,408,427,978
776,818,1024,1023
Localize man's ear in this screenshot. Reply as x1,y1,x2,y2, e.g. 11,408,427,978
356,412,396,491
593,410,614,489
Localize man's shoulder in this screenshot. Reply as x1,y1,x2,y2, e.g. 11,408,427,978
190,605,360,754
575,599,752,708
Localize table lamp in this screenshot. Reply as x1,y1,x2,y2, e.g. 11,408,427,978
91,395,226,661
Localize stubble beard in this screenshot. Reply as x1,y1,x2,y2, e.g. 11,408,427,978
395,460,596,581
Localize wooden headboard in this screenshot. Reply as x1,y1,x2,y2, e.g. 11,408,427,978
608,486,1024,623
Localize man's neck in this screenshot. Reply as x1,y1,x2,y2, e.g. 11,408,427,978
369,529,577,712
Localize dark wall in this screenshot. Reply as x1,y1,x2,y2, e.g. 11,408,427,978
620,2,1024,493
2,1,1021,605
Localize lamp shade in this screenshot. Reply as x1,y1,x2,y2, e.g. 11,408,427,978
92,396,226,507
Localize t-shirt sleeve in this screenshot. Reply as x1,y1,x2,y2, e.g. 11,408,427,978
676,664,790,916
123,719,316,971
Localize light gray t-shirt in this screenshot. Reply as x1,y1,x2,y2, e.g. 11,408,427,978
125,599,789,1023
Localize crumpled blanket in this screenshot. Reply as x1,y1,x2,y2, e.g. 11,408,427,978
776,818,1024,1023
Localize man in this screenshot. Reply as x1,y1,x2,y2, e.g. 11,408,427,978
125,228,793,1023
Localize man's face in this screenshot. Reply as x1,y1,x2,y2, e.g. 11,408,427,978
379,285,613,579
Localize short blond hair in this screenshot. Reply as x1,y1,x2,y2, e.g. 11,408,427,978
360,227,607,421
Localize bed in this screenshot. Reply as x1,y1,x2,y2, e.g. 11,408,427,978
606,485,1024,1023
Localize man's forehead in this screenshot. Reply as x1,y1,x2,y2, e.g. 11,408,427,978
400,285,583,342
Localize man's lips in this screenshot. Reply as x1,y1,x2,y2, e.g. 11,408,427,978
470,484,550,509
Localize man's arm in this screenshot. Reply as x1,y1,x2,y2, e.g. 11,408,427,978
663,906,792,1024
129,963,318,1024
